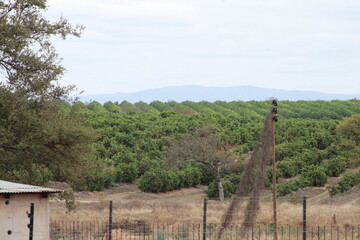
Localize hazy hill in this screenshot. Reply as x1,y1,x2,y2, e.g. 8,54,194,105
80,85,360,103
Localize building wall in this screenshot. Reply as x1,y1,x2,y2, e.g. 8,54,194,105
0,193,50,240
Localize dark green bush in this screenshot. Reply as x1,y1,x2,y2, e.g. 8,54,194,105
138,165,202,193
205,180,236,199
319,144,341,160
328,171,360,196
205,174,241,199
138,168,178,193
277,178,310,197
136,158,163,176
115,163,139,183
300,149,321,165
328,185,341,196
325,157,347,177
86,167,115,191
168,170,181,190
180,166,202,187
277,158,302,178
301,165,327,186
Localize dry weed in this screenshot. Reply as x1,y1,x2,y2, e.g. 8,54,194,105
51,195,360,228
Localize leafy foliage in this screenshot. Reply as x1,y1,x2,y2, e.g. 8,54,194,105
206,180,236,199
86,163,115,191
301,165,327,187
138,168,179,193
205,174,241,198
324,157,347,177
277,178,310,197
0,1,98,189
277,158,302,178
0,0,83,99
328,170,360,196
336,114,360,144
0,90,97,187
77,100,360,195
115,163,139,183
138,165,203,193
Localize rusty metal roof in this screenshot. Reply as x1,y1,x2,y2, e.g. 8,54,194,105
0,180,62,194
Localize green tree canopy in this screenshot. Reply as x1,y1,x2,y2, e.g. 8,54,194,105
0,0,97,188
336,113,360,143
0,0,83,99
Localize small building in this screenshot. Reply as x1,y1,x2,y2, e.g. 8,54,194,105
0,180,61,240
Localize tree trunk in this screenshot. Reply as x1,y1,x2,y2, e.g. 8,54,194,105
216,173,225,203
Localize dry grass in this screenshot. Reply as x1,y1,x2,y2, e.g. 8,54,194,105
50,186,360,227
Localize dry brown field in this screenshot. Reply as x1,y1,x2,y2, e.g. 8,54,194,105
50,183,360,228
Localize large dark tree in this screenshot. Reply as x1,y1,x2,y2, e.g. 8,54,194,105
0,0,96,188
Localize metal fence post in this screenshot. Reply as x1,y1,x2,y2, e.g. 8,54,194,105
303,197,307,240
203,198,207,240
28,203,34,240
109,200,113,240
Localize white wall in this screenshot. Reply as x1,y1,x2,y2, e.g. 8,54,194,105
0,193,50,240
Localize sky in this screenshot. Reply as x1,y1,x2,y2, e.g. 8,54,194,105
45,0,360,95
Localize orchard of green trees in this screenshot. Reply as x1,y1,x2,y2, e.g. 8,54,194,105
67,99,360,198
1,0,360,199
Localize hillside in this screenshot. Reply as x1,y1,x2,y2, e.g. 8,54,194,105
65,99,360,200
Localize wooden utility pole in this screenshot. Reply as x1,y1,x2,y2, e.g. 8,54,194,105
271,100,278,240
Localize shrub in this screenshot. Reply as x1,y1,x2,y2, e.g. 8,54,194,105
138,168,178,193
86,166,115,191
301,165,327,186
114,163,139,183
205,180,236,199
328,171,360,196
319,144,341,160
136,158,163,176
277,159,302,178
325,157,347,177
168,170,181,190
300,149,321,165
138,166,201,193
180,166,202,187
205,174,241,199
328,185,341,196
277,178,310,197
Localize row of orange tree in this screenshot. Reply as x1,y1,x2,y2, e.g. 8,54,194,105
71,100,360,198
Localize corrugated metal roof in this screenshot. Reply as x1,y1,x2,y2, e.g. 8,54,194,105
0,180,62,194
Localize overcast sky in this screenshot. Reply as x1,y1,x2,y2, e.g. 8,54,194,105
45,0,360,95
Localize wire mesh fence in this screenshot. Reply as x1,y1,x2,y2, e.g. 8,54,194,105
49,196,360,240
48,195,360,240
49,221,360,240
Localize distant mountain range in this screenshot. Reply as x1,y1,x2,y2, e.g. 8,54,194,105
80,86,360,104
